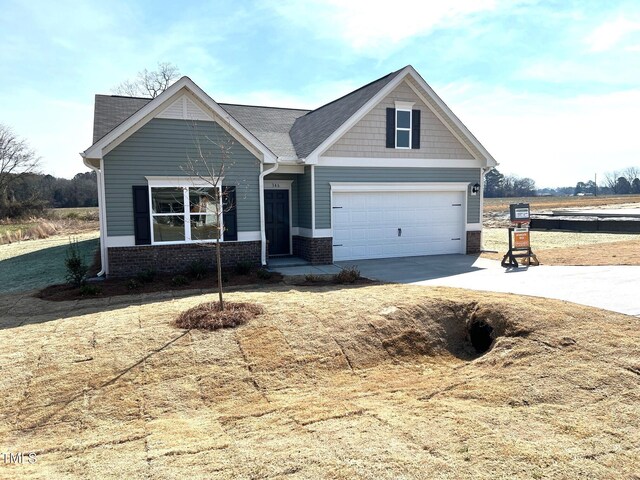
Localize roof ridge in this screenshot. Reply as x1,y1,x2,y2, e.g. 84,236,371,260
301,67,405,118
95,94,153,100
219,102,310,112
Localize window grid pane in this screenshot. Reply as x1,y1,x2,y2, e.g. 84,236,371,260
151,187,185,214
396,129,410,148
396,110,411,129
152,215,185,242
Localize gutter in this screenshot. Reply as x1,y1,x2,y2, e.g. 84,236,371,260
258,161,279,265
82,155,107,277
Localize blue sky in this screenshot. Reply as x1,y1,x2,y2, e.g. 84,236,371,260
1,0,639,187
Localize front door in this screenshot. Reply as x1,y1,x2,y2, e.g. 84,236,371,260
264,190,290,255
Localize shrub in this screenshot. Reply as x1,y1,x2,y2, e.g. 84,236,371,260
333,265,361,284
256,268,272,280
187,259,208,280
127,279,142,291
79,284,102,296
65,238,88,287
235,260,253,275
136,269,156,283
304,273,323,283
175,301,263,331
171,275,190,287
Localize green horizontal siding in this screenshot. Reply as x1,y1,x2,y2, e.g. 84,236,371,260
298,167,312,229
104,118,261,236
314,167,481,229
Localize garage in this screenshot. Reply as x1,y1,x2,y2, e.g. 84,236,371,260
331,186,466,261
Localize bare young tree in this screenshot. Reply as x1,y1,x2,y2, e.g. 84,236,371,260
0,124,40,210
623,166,640,184
180,124,236,309
113,62,180,98
602,170,620,193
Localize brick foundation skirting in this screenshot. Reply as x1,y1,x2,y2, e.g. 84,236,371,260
292,236,333,264
466,230,481,254
108,241,261,277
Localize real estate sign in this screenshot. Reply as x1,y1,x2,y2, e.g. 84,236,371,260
513,227,530,249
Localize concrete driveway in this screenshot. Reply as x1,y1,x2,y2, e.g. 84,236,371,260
336,255,640,316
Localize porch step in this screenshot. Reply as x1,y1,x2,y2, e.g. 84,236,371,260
267,256,310,268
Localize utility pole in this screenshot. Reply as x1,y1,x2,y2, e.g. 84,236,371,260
595,173,597,196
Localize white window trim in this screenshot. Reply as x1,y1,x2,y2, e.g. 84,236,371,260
395,108,412,150
148,184,224,245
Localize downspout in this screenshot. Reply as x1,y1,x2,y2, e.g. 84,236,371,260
82,156,107,277
259,161,279,265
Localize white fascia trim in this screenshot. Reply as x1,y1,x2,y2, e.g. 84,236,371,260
466,223,483,231
330,182,470,193
82,76,277,163
237,231,261,241
306,66,413,163
404,67,497,167
318,156,482,168
272,164,304,174
145,176,224,187
264,179,293,189
106,235,136,247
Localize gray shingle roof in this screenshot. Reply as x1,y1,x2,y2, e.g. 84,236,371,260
93,95,150,143
90,68,405,159
218,104,309,158
289,68,404,158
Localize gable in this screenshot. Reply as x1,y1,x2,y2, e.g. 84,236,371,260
322,80,475,160
83,77,277,164
156,93,214,121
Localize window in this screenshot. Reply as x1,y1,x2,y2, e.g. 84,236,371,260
150,185,221,243
396,109,411,149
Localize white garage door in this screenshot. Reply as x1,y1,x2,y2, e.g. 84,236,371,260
332,190,465,261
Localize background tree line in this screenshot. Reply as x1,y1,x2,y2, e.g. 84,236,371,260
1,171,98,217
485,167,640,198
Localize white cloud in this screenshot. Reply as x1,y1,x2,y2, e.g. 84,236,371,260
440,83,640,187
268,0,500,54
586,17,640,52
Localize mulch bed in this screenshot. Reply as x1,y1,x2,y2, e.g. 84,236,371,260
37,270,283,302
175,301,264,330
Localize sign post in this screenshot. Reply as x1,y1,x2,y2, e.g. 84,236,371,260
501,203,539,268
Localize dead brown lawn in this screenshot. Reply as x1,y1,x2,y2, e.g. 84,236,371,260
482,228,640,265
0,285,638,479
483,195,640,213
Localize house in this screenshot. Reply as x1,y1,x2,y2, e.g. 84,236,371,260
82,65,497,277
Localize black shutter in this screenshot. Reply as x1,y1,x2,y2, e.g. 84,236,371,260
222,186,237,241
386,108,395,148
132,185,151,245
411,109,421,149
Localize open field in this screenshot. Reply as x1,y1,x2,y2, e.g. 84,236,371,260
0,208,99,245
484,195,640,213
0,285,638,479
